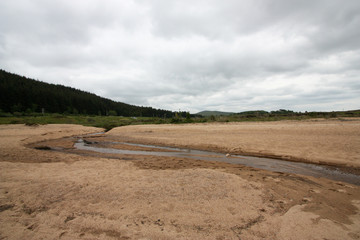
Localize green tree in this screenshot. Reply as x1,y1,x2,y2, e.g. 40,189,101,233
108,110,117,116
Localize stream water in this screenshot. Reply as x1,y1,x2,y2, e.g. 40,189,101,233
74,138,360,185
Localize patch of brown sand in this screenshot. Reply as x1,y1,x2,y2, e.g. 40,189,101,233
0,124,103,163
128,153,360,225
1,124,360,239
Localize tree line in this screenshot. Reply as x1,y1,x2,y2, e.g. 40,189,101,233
0,69,176,117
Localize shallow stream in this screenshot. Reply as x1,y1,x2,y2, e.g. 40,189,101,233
75,138,360,185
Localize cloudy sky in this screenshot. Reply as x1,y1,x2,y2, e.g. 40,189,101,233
1,0,359,113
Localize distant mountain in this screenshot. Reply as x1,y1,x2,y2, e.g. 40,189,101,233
196,110,235,116
0,69,174,117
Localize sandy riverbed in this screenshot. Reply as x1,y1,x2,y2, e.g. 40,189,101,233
107,119,360,168
1,122,360,239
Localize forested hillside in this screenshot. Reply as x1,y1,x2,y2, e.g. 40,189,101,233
0,69,173,117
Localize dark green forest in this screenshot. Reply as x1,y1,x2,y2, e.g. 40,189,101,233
0,69,175,117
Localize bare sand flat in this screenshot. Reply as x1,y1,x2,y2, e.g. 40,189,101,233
1,123,360,239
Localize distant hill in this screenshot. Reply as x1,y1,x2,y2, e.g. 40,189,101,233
197,109,360,118
197,110,289,117
196,110,235,116
235,110,270,117
0,69,173,117
234,109,360,118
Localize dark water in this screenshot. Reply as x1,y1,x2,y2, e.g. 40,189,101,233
75,139,360,185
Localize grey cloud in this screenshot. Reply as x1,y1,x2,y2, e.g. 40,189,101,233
1,0,359,113
144,0,307,39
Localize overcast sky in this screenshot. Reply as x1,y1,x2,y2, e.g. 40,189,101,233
1,0,359,113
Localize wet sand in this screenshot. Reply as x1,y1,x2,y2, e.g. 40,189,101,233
1,123,360,239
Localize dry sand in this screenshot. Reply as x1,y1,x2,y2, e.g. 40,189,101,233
0,122,360,239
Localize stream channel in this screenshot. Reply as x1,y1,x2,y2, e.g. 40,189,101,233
74,137,360,186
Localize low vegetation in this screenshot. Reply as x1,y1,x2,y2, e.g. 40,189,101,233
0,109,359,132
0,114,165,131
